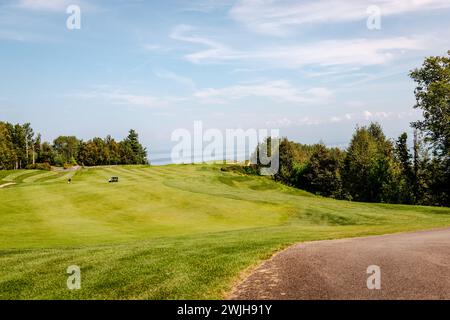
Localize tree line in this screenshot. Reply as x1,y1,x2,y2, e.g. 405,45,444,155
254,52,449,207
0,126,148,170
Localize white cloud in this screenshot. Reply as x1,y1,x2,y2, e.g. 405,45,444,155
105,92,162,107
72,80,329,107
266,110,420,127
170,24,242,63
15,0,96,13
230,0,450,36
171,25,423,67
266,116,319,127
253,37,422,67
193,80,333,104
363,110,374,120
17,0,74,11
71,89,182,108
329,110,418,124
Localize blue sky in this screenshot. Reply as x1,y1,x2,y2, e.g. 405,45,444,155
1,0,450,158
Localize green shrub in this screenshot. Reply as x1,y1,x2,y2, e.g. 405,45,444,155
220,164,259,175
63,163,73,170
26,163,51,171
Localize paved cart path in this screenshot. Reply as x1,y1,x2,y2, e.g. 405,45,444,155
229,228,450,300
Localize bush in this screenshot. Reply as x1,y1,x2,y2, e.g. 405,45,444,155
63,163,73,170
53,155,64,167
26,163,51,171
221,164,259,175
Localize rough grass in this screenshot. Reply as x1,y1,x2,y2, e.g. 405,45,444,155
0,164,449,299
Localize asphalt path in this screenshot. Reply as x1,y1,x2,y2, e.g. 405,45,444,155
229,228,450,299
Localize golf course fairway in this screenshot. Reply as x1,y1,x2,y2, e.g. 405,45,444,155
1,164,449,299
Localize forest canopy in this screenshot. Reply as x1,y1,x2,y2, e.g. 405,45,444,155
253,51,450,207
0,125,148,170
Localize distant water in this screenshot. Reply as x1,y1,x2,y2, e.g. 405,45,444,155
149,142,348,166
149,150,252,166
149,151,173,165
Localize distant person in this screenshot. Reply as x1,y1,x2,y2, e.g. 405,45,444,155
68,178,72,184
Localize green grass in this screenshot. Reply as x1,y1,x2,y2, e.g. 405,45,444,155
0,164,449,299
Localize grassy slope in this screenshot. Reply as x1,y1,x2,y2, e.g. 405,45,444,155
0,165,449,299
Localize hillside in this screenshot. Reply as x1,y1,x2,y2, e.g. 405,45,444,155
0,165,449,299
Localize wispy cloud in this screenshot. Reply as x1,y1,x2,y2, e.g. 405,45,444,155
171,26,423,67
170,24,241,63
230,0,450,36
14,0,96,13
71,79,329,107
71,88,185,108
266,110,420,127
252,37,421,67
193,80,333,104
142,44,175,54
17,0,75,11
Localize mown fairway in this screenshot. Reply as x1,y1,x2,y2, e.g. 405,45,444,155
0,165,449,299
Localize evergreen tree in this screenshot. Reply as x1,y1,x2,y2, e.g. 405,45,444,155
394,133,414,203
121,129,148,165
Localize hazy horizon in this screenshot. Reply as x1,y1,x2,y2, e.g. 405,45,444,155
1,0,450,153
